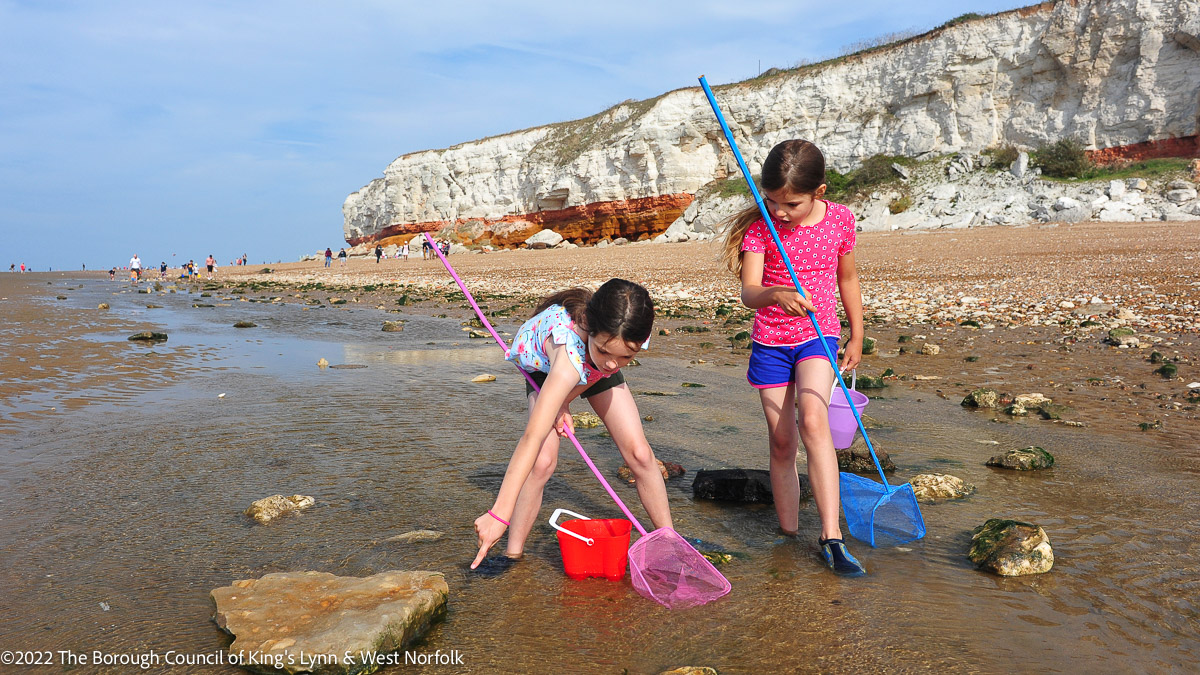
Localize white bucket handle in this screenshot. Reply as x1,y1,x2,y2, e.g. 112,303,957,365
830,368,857,399
549,508,594,546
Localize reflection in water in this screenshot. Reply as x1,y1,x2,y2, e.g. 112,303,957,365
0,275,1197,673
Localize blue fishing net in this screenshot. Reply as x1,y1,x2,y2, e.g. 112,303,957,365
839,472,926,547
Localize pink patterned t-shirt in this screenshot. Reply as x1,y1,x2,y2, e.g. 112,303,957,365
740,200,856,346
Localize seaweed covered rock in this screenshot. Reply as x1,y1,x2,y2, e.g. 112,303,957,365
968,519,1054,576
961,388,1000,408
986,446,1054,471
909,473,975,503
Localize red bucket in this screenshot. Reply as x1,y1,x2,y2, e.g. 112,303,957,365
550,508,631,581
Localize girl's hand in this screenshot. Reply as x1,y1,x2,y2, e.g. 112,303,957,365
773,287,816,316
839,337,863,372
471,511,508,569
554,408,574,437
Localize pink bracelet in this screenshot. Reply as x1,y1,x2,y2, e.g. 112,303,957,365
487,510,509,526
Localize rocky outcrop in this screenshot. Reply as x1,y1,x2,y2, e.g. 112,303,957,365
344,0,1200,247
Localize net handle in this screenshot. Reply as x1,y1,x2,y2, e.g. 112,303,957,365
422,233,651,535
698,76,890,487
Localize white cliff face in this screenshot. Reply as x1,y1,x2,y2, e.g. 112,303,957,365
344,0,1200,242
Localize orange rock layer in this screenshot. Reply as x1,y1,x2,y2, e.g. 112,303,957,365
1086,135,1200,165
347,193,694,248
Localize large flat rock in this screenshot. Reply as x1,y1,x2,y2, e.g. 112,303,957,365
211,570,448,675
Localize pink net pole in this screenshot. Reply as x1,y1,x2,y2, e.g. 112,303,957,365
423,233,650,536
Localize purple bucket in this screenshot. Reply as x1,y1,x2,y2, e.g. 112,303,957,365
829,386,869,449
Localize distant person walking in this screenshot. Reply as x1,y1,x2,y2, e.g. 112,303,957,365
375,244,383,264
400,243,409,261
129,255,142,285
324,248,333,268
20,263,26,273
206,254,216,279
338,248,347,266
8,264,13,272
160,261,168,279
421,237,432,260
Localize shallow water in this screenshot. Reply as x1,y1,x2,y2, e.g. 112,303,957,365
0,274,1197,673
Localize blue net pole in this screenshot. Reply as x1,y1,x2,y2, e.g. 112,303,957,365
698,75,890,488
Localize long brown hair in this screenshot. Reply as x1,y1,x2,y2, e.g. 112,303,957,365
718,139,826,277
534,279,654,345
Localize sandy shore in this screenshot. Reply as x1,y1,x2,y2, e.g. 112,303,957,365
209,221,1198,440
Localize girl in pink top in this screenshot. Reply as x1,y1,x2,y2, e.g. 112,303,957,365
720,139,867,576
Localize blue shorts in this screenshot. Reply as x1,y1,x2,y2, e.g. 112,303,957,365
747,337,839,389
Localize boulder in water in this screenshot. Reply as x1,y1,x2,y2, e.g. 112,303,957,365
961,388,1000,408
245,494,314,524
837,436,896,473
986,446,1054,470
211,570,448,675
693,468,811,503
909,473,975,502
968,518,1054,576
128,331,168,342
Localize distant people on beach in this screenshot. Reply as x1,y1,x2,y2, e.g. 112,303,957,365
421,237,432,260
441,240,450,257
160,261,168,279
20,263,26,273
399,243,409,261
338,248,347,266
109,267,116,280
375,244,383,264
129,254,142,285
8,264,13,272
206,254,216,279
324,248,333,268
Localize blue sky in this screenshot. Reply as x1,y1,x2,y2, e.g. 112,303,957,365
1,0,1031,271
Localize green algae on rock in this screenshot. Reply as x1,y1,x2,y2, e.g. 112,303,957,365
986,446,1054,470
968,519,1054,576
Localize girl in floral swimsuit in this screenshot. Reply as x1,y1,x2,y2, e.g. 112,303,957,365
470,278,673,569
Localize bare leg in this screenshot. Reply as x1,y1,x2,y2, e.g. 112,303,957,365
587,384,673,530
504,393,561,557
795,358,840,541
759,385,800,534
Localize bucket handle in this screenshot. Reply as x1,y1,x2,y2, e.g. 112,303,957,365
549,508,594,546
830,368,856,399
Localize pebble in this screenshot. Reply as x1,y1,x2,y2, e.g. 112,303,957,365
471,374,496,383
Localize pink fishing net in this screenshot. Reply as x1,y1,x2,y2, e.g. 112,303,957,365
627,528,731,609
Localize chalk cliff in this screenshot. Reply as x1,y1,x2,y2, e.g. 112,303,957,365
344,0,1200,247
